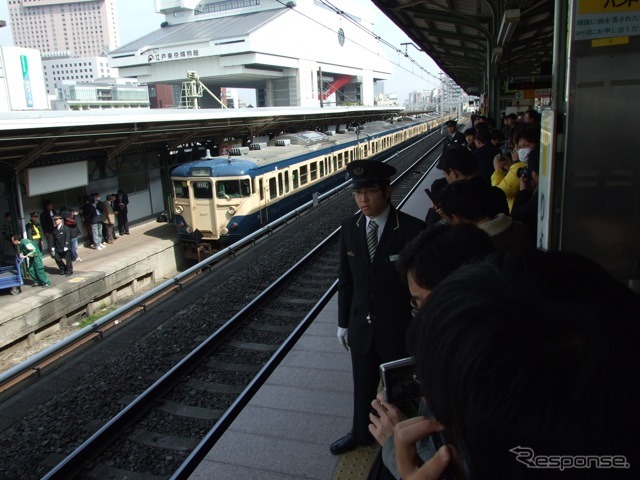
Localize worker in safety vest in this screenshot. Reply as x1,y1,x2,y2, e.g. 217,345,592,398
25,211,44,252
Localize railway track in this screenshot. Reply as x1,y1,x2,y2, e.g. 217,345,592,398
0,126,450,479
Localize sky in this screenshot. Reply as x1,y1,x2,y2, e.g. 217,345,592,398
0,0,443,102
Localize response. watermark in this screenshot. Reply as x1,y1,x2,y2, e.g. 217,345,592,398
510,446,630,471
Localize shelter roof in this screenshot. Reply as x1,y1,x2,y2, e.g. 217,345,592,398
371,0,554,95
110,9,286,58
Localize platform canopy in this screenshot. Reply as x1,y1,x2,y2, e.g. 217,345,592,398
0,106,403,174
371,0,554,96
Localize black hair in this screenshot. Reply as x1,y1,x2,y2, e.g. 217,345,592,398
490,129,505,142
436,147,477,177
408,250,640,480
527,149,540,174
397,223,494,290
525,109,541,124
463,128,476,137
438,179,493,222
513,125,540,147
474,128,491,145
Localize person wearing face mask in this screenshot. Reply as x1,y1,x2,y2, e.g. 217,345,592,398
491,126,540,212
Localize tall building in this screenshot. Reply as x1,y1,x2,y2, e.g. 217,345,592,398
7,0,120,57
41,52,118,95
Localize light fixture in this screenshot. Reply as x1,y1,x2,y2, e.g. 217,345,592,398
497,9,520,46
491,46,503,66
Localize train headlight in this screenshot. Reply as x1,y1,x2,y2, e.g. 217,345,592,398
186,227,193,233
220,227,229,235
227,206,236,215
175,205,184,214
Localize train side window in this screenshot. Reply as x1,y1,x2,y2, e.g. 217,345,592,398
174,180,189,199
193,181,213,199
269,177,277,200
319,161,324,177
284,171,290,193
292,170,299,189
278,172,284,196
310,162,318,181
259,178,264,201
337,153,343,169
333,156,337,171
300,165,308,185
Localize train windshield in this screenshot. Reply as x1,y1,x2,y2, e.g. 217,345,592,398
216,179,251,199
174,180,189,199
193,181,213,199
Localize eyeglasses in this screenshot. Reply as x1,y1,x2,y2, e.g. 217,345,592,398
352,188,382,197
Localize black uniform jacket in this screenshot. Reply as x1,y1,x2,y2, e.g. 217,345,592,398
442,131,466,152
338,205,425,357
52,224,71,252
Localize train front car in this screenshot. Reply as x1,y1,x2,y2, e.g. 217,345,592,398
171,156,257,257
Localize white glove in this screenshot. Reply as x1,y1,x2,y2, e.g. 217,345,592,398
51,248,55,255
63,247,68,252
337,327,349,351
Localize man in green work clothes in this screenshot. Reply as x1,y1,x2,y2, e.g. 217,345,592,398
12,236,51,287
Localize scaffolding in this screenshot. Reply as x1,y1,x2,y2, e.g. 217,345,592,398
179,71,227,109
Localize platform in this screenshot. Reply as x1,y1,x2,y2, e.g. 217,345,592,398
188,179,439,479
0,219,184,351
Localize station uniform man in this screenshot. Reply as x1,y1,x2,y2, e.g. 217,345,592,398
331,160,426,455
52,213,73,276
442,119,466,153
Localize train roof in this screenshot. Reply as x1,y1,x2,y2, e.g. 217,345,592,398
170,115,435,179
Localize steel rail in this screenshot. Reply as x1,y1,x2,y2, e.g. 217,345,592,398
0,123,447,392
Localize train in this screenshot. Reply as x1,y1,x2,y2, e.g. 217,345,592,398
170,113,454,258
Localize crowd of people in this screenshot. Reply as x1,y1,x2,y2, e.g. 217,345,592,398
333,111,639,480
1,189,130,287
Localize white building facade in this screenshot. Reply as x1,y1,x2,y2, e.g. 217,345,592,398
41,53,118,96
7,0,120,57
110,0,392,107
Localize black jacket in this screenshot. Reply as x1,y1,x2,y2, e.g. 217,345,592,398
52,224,71,252
338,205,425,357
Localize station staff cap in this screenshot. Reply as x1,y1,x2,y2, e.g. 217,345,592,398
347,160,396,189
444,120,457,127
29,211,39,217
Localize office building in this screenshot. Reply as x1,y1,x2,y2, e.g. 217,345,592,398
7,0,120,57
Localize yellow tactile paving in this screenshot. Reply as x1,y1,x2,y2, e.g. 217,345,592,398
332,444,379,480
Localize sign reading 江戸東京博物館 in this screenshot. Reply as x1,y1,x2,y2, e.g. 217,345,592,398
574,0,640,41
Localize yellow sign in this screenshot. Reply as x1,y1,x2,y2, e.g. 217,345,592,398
578,0,640,15
592,36,630,46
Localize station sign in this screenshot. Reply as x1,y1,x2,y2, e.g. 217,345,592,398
574,0,640,41
508,75,552,90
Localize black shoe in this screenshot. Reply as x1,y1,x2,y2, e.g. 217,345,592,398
65,271,73,277
330,433,360,455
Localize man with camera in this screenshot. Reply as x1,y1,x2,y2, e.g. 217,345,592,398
331,159,425,456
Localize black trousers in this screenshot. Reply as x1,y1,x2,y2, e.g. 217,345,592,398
54,249,73,273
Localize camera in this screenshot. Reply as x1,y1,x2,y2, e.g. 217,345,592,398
380,357,420,408
516,166,530,179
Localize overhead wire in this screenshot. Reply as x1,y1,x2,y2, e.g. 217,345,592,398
274,0,443,90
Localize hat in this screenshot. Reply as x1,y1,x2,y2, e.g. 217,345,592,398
347,160,396,188
29,211,39,217
53,213,62,219
444,120,457,127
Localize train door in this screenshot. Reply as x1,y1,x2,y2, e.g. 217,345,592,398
190,180,217,236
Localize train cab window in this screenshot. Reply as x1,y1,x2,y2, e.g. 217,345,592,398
269,177,277,200
174,180,189,199
300,165,308,185
310,162,318,181
216,180,251,199
193,181,213,199
284,171,290,193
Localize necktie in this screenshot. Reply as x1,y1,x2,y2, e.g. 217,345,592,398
367,220,378,262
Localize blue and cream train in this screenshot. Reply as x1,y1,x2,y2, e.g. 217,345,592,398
170,114,453,256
